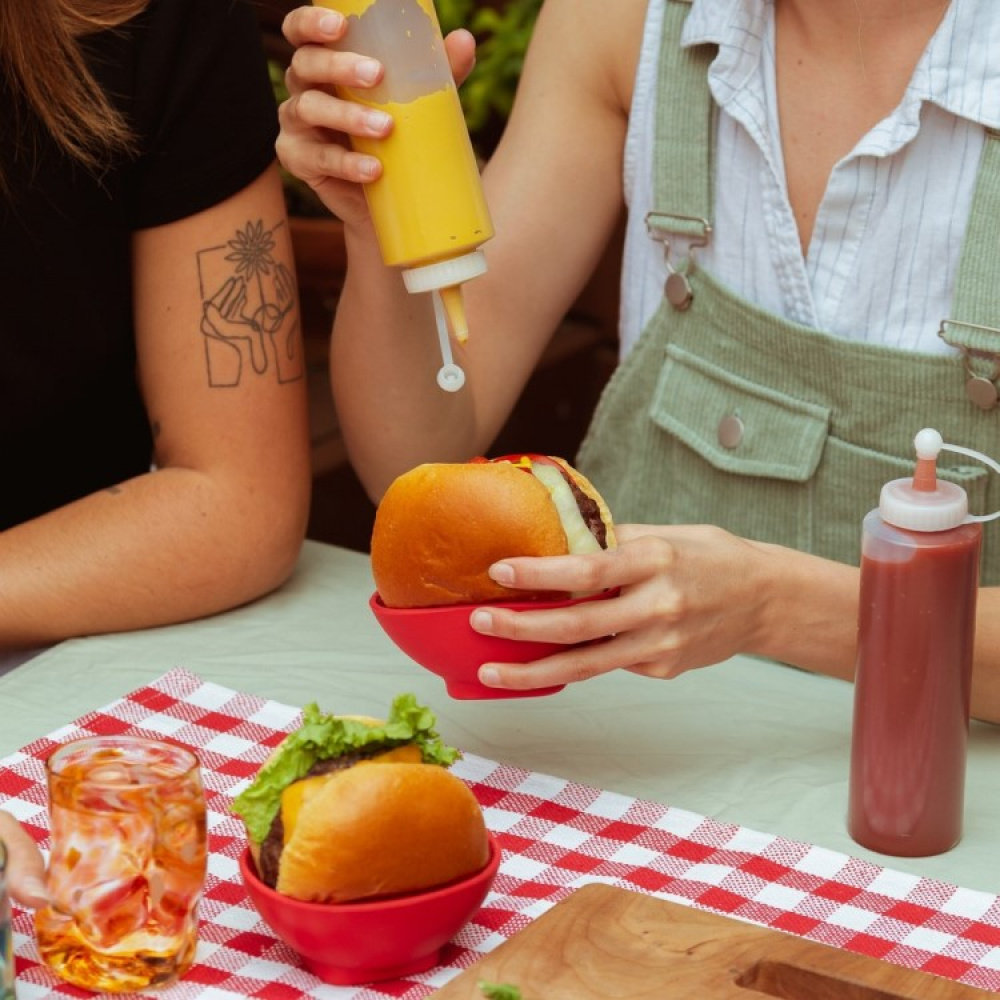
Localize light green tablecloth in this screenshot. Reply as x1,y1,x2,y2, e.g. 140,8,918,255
2,540,997,892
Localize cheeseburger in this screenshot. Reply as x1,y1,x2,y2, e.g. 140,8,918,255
232,695,489,903
371,453,616,607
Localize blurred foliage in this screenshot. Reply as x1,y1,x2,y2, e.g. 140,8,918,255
436,0,543,147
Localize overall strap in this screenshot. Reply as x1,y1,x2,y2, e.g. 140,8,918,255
648,0,716,240
951,130,1000,327
941,128,1000,407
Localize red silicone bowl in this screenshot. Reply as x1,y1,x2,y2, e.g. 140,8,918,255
370,589,616,700
240,834,501,986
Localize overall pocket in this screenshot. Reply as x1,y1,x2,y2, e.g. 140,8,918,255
643,346,830,553
645,345,992,568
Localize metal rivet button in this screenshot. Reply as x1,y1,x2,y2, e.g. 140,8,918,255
966,376,998,411
665,271,693,311
718,415,744,449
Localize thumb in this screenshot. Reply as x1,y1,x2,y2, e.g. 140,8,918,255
0,811,48,909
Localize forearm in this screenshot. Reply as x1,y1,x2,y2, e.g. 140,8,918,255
750,542,859,683
971,589,1000,724
331,226,482,500
0,467,306,648
751,542,1000,724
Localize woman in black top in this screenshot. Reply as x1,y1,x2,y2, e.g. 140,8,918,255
0,0,311,658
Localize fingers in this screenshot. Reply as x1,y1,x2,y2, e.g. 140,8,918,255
487,554,612,599
471,590,620,648
277,9,391,195
476,627,684,693
487,538,668,600
286,44,385,100
0,811,48,909
277,50,391,195
282,5,346,48
277,92,388,180
469,538,700,692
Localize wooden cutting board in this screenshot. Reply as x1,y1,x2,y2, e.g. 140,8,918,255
431,883,992,999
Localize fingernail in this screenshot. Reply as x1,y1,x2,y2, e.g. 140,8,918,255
364,110,392,133
358,156,380,181
470,609,493,633
488,563,515,586
479,666,500,687
318,13,342,35
356,58,381,85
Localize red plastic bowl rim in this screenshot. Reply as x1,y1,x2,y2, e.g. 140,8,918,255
240,832,502,914
370,589,617,613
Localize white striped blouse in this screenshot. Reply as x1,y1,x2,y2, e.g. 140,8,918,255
620,0,1000,360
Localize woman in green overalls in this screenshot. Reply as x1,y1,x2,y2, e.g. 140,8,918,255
277,0,1000,721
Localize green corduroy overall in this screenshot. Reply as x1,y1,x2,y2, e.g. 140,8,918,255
576,0,1000,582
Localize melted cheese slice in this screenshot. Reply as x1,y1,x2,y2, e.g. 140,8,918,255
280,744,423,842
530,461,602,555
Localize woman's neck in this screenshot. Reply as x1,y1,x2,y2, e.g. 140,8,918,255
774,0,951,254
777,0,951,56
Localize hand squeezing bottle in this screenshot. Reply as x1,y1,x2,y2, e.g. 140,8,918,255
848,429,1000,857
315,0,494,386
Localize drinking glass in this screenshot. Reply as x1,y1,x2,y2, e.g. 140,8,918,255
35,736,206,992
0,840,14,1000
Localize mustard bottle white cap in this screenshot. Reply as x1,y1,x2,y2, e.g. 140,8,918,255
402,249,488,294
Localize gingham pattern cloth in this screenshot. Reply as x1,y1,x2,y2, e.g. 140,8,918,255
1,669,998,999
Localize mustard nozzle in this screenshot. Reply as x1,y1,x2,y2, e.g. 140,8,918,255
438,284,469,344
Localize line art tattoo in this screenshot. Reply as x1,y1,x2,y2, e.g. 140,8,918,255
197,219,303,387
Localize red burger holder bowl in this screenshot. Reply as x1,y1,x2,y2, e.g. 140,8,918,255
370,589,617,700
240,834,501,986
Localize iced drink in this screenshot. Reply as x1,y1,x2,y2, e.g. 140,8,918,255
35,736,206,992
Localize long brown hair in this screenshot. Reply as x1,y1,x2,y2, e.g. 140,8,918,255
0,0,150,183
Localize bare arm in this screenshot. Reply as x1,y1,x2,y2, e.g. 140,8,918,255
468,529,1000,723
0,165,311,647
971,590,1000,722
757,545,1000,722
280,0,645,499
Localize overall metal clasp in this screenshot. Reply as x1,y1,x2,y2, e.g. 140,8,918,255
938,319,1000,411
645,212,712,311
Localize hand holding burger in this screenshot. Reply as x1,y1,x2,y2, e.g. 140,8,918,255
232,696,489,903
371,454,617,608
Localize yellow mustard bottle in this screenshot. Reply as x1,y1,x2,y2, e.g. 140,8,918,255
314,0,494,344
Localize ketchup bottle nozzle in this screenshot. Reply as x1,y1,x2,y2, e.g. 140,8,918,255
912,427,943,493
882,428,1000,530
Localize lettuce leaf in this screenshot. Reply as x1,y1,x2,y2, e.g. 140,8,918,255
479,983,523,1000
232,694,460,844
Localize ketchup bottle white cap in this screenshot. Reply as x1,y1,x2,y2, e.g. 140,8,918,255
880,428,1000,532
880,429,967,532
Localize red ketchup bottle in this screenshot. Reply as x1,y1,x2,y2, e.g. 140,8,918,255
848,428,997,857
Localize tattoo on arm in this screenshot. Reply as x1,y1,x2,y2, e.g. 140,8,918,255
196,218,303,388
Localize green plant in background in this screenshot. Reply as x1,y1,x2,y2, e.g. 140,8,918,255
436,0,543,147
